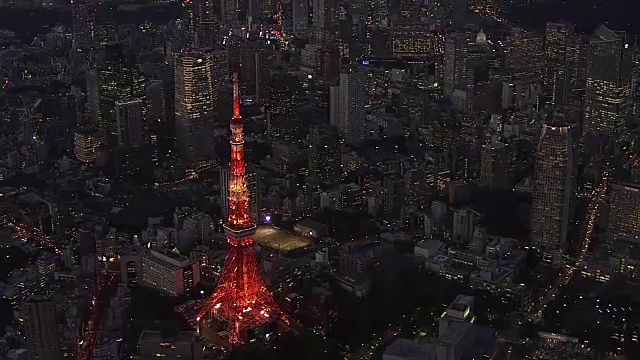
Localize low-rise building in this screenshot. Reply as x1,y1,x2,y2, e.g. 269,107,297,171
141,250,200,296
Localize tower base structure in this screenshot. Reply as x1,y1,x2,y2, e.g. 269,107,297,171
197,312,281,347
196,238,290,346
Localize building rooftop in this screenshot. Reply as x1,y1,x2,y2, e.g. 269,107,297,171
449,294,475,312
440,321,472,345
295,219,328,232
145,249,192,270
139,330,196,344
384,338,436,360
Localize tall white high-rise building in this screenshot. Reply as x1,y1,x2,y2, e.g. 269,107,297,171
175,52,216,165
338,66,366,146
530,122,575,261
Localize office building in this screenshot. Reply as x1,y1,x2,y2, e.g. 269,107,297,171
71,0,94,46
120,246,143,288
404,167,428,206
220,0,238,27
391,21,442,59
21,297,61,360
608,183,640,244
338,242,376,277
544,22,575,92
92,336,118,360
292,0,309,38
94,43,145,138
264,71,299,139
452,208,477,244
504,28,544,82
145,80,166,166
338,66,366,146
439,294,475,337
210,49,229,97
383,172,405,222
312,0,336,43
74,128,103,164
192,0,218,49
174,52,216,165
35,253,56,284
479,142,507,188
174,208,213,241
583,25,632,149
443,33,469,98
329,84,340,127
309,139,340,187
141,249,200,296
139,330,203,360
530,122,575,260
115,98,143,147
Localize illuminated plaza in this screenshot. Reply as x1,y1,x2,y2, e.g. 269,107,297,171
254,226,313,253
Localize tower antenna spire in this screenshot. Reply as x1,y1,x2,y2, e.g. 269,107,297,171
233,73,240,119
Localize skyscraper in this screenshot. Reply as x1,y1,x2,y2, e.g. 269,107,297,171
220,0,239,27
94,43,145,138
530,122,575,260
145,80,166,167
583,25,632,149
21,297,61,360
174,52,216,165
443,33,469,98
607,182,640,244
504,28,544,83
479,142,507,189
338,66,366,146
312,0,336,43
192,0,219,49
210,49,229,98
292,0,309,38
383,172,405,222
544,22,575,93
115,98,143,148
71,0,95,46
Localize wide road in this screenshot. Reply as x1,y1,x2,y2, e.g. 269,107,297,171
76,270,118,360
154,161,218,191
12,223,61,254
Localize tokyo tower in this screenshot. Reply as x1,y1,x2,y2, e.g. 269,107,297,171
197,74,289,345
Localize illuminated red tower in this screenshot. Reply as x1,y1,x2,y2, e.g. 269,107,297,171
197,74,289,345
